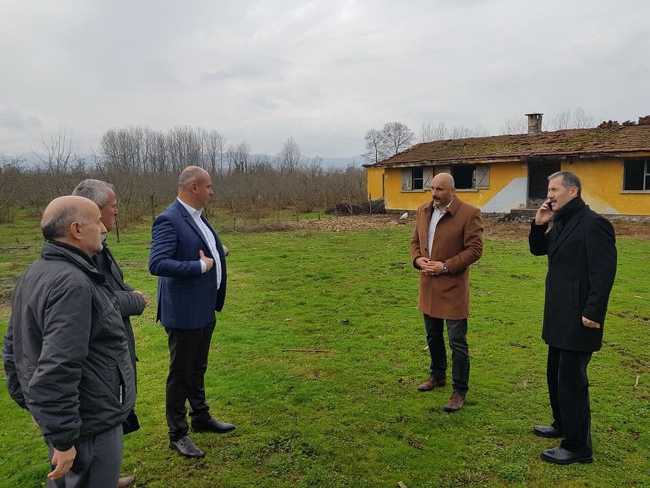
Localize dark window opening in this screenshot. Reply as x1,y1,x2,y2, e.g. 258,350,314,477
452,165,475,189
411,167,424,190
624,160,649,191
528,160,562,202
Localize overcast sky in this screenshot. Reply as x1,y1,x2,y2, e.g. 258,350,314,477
1,0,649,160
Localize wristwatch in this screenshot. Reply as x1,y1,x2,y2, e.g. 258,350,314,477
442,262,449,274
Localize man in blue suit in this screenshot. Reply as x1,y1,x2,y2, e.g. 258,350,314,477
149,166,235,458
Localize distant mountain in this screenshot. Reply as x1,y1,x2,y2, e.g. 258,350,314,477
318,156,363,168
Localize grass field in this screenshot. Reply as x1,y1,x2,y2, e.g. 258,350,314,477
0,213,648,487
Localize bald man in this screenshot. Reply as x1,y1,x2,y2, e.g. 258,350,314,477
410,172,483,412
149,166,234,458
3,196,136,487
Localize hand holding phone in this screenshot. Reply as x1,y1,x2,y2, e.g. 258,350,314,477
535,199,554,225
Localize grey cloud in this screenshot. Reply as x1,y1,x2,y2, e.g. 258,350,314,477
0,106,43,131
1,0,649,157
201,59,288,83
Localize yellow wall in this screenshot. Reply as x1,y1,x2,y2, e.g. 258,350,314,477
381,162,526,210
366,167,385,200
563,159,650,215
371,159,650,214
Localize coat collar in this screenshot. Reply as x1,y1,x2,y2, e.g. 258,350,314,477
176,197,203,218
548,204,588,257
42,241,105,282
424,196,460,219
172,199,218,257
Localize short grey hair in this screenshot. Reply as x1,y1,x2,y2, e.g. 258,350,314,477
41,207,81,240
178,166,208,190
548,171,582,197
72,179,115,207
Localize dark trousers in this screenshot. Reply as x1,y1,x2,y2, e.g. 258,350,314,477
166,324,215,441
547,346,593,454
47,424,122,488
423,315,470,395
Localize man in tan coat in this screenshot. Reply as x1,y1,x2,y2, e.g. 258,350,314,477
410,172,483,412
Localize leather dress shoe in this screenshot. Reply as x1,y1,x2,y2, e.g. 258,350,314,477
540,447,593,465
533,425,563,438
442,391,465,412
169,435,205,458
417,377,446,391
192,417,236,434
118,475,135,488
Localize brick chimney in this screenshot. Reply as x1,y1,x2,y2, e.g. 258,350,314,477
526,113,543,135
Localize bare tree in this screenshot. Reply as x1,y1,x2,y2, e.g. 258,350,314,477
550,110,572,130
363,129,386,164
226,142,251,173
40,130,75,175
572,107,594,129
449,126,482,139
500,117,528,135
202,129,226,175
420,122,451,142
381,121,415,156
548,108,595,130
278,136,301,173
421,122,483,141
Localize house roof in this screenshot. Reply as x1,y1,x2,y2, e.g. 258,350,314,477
366,124,650,168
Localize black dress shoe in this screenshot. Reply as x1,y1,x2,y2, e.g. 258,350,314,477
192,417,236,434
540,447,593,465
169,435,205,458
533,425,563,438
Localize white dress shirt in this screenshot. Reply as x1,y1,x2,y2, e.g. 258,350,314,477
177,198,222,289
427,199,453,256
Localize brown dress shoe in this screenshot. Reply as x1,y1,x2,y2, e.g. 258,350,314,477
417,377,446,391
118,475,135,488
443,391,465,412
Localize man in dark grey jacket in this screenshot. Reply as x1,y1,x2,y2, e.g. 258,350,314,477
3,196,136,488
72,179,147,488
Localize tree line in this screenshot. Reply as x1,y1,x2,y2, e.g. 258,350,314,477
0,127,367,226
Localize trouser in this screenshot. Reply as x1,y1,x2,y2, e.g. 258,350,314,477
46,424,122,488
166,324,215,441
547,346,593,454
423,315,470,395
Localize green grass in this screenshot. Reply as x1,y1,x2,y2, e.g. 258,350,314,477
0,215,648,487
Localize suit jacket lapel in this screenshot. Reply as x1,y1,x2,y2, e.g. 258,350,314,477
201,214,224,257
201,214,226,290
175,201,213,255
549,210,584,257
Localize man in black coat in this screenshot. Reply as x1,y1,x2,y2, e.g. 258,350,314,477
73,179,148,488
529,171,617,465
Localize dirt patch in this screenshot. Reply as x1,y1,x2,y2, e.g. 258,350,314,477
287,214,650,239
610,221,650,239
299,214,406,232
